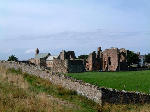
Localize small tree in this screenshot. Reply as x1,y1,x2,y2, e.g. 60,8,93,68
78,55,88,60
8,55,18,62
127,50,140,66
145,53,150,63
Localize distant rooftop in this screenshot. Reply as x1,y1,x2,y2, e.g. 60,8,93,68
35,53,50,59
46,56,58,61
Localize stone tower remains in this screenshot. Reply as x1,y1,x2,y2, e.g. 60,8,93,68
86,47,103,71
86,47,128,71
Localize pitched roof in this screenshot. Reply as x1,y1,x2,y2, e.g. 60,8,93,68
35,53,50,59
46,56,58,61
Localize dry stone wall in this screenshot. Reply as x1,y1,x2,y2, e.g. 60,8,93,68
0,61,102,104
0,61,150,105
101,88,150,104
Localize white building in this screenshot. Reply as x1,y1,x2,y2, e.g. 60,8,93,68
46,56,58,68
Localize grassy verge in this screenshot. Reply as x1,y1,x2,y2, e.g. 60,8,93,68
0,66,99,112
101,103,150,112
67,70,150,94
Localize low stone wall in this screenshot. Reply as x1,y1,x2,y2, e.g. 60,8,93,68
0,61,102,104
0,61,150,105
128,67,150,71
101,88,150,104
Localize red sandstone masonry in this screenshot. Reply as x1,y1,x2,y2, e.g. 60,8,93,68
86,47,128,71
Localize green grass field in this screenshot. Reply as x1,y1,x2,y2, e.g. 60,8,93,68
67,70,150,94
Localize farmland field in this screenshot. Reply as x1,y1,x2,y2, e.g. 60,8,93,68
67,70,150,94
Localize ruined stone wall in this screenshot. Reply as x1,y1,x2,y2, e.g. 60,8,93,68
67,60,85,73
119,48,128,70
40,58,47,67
59,50,66,60
86,47,128,72
30,58,46,67
0,61,150,105
102,48,119,71
66,51,76,60
34,58,40,65
86,51,101,71
52,59,68,73
86,47,103,71
86,52,94,71
28,58,35,64
59,50,76,60
52,59,85,73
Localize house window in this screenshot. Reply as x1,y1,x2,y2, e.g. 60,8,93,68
108,57,111,65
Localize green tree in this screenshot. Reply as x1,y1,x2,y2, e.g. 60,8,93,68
145,53,150,63
8,55,18,62
127,50,140,66
78,55,88,60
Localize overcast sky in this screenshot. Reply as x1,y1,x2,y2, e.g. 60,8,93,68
0,0,150,60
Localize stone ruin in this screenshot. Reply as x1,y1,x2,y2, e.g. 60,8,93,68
53,50,85,73
86,47,128,71
29,49,85,73
86,47,103,71
29,46,128,73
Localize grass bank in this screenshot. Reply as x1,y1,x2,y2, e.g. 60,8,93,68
0,66,99,112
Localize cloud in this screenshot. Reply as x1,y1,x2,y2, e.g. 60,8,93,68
1,0,149,41
25,49,35,54
0,0,150,60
